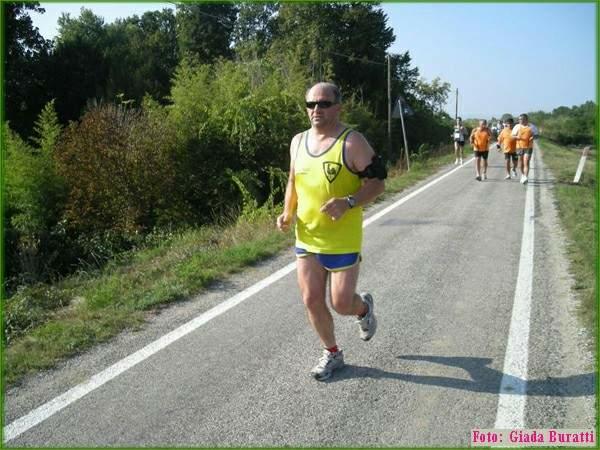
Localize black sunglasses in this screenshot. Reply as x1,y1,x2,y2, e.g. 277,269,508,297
305,100,336,109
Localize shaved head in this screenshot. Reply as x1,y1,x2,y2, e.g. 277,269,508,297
306,82,342,104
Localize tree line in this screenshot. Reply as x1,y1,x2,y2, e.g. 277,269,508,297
3,2,454,294
527,101,596,146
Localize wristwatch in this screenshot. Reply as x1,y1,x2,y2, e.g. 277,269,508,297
346,195,357,209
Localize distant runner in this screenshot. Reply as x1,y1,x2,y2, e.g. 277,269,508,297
512,113,535,183
470,119,492,181
452,117,468,165
496,117,518,179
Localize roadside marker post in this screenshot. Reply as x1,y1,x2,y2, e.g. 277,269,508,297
573,146,590,183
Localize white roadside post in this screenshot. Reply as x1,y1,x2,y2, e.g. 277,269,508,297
392,97,411,171
573,146,590,183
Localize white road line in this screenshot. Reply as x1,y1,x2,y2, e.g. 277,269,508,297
4,262,298,442
4,160,468,443
494,163,535,428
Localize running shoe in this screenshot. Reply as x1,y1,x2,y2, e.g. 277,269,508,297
482,173,487,180
310,349,344,381
475,175,481,181
454,159,459,165
357,292,377,341
505,174,511,180
511,169,517,178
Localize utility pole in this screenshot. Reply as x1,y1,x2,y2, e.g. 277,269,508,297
387,54,392,160
398,98,410,171
455,88,459,121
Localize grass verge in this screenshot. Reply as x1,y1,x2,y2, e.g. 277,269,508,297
538,138,597,347
4,217,294,385
4,146,461,386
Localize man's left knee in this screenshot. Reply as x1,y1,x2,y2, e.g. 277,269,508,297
330,292,355,315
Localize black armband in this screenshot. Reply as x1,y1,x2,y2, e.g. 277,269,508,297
357,154,387,180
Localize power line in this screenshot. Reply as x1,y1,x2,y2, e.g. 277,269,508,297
168,2,234,26
328,50,386,66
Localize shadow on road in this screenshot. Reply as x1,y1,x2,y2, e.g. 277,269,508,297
528,178,555,186
327,355,594,397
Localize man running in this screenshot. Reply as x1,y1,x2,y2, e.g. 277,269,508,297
470,119,492,181
512,113,535,183
496,117,518,179
451,117,468,165
276,82,386,381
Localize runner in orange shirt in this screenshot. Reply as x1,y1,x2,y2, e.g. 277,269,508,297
469,119,492,181
496,117,518,179
512,113,535,183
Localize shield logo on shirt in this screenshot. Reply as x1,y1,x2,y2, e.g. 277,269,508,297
323,161,342,183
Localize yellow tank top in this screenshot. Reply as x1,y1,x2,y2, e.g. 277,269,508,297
294,128,362,254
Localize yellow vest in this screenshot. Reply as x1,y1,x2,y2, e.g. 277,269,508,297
294,128,362,253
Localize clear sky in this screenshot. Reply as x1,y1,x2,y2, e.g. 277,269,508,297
383,2,597,119
30,2,597,119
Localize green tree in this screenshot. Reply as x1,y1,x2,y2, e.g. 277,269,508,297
328,3,394,115
389,51,420,104
31,99,62,155
4,1,52,137
4,101,66,285
270,2,395,108
50,8,110,123
341,96,386,157
233,3,279,60
104,9,178,103
176,3,238,63
415,77,451,115
528,101,596,145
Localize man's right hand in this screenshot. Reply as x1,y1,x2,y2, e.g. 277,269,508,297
276,213,292,232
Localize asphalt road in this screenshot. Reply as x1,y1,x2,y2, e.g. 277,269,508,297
4,144,595,446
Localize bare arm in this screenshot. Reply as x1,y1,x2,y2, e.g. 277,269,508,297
276,134,300,231
469,128,477,144
346,132,385,206
510,124,519,140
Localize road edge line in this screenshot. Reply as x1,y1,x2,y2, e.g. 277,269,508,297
494,160,535,428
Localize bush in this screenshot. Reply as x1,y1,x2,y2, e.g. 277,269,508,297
411,143,430,163
55,103,181,237
167,57,308,217
4,101,67,288
3,284,70,345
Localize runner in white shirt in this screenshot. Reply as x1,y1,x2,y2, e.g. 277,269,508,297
451,117,468,165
